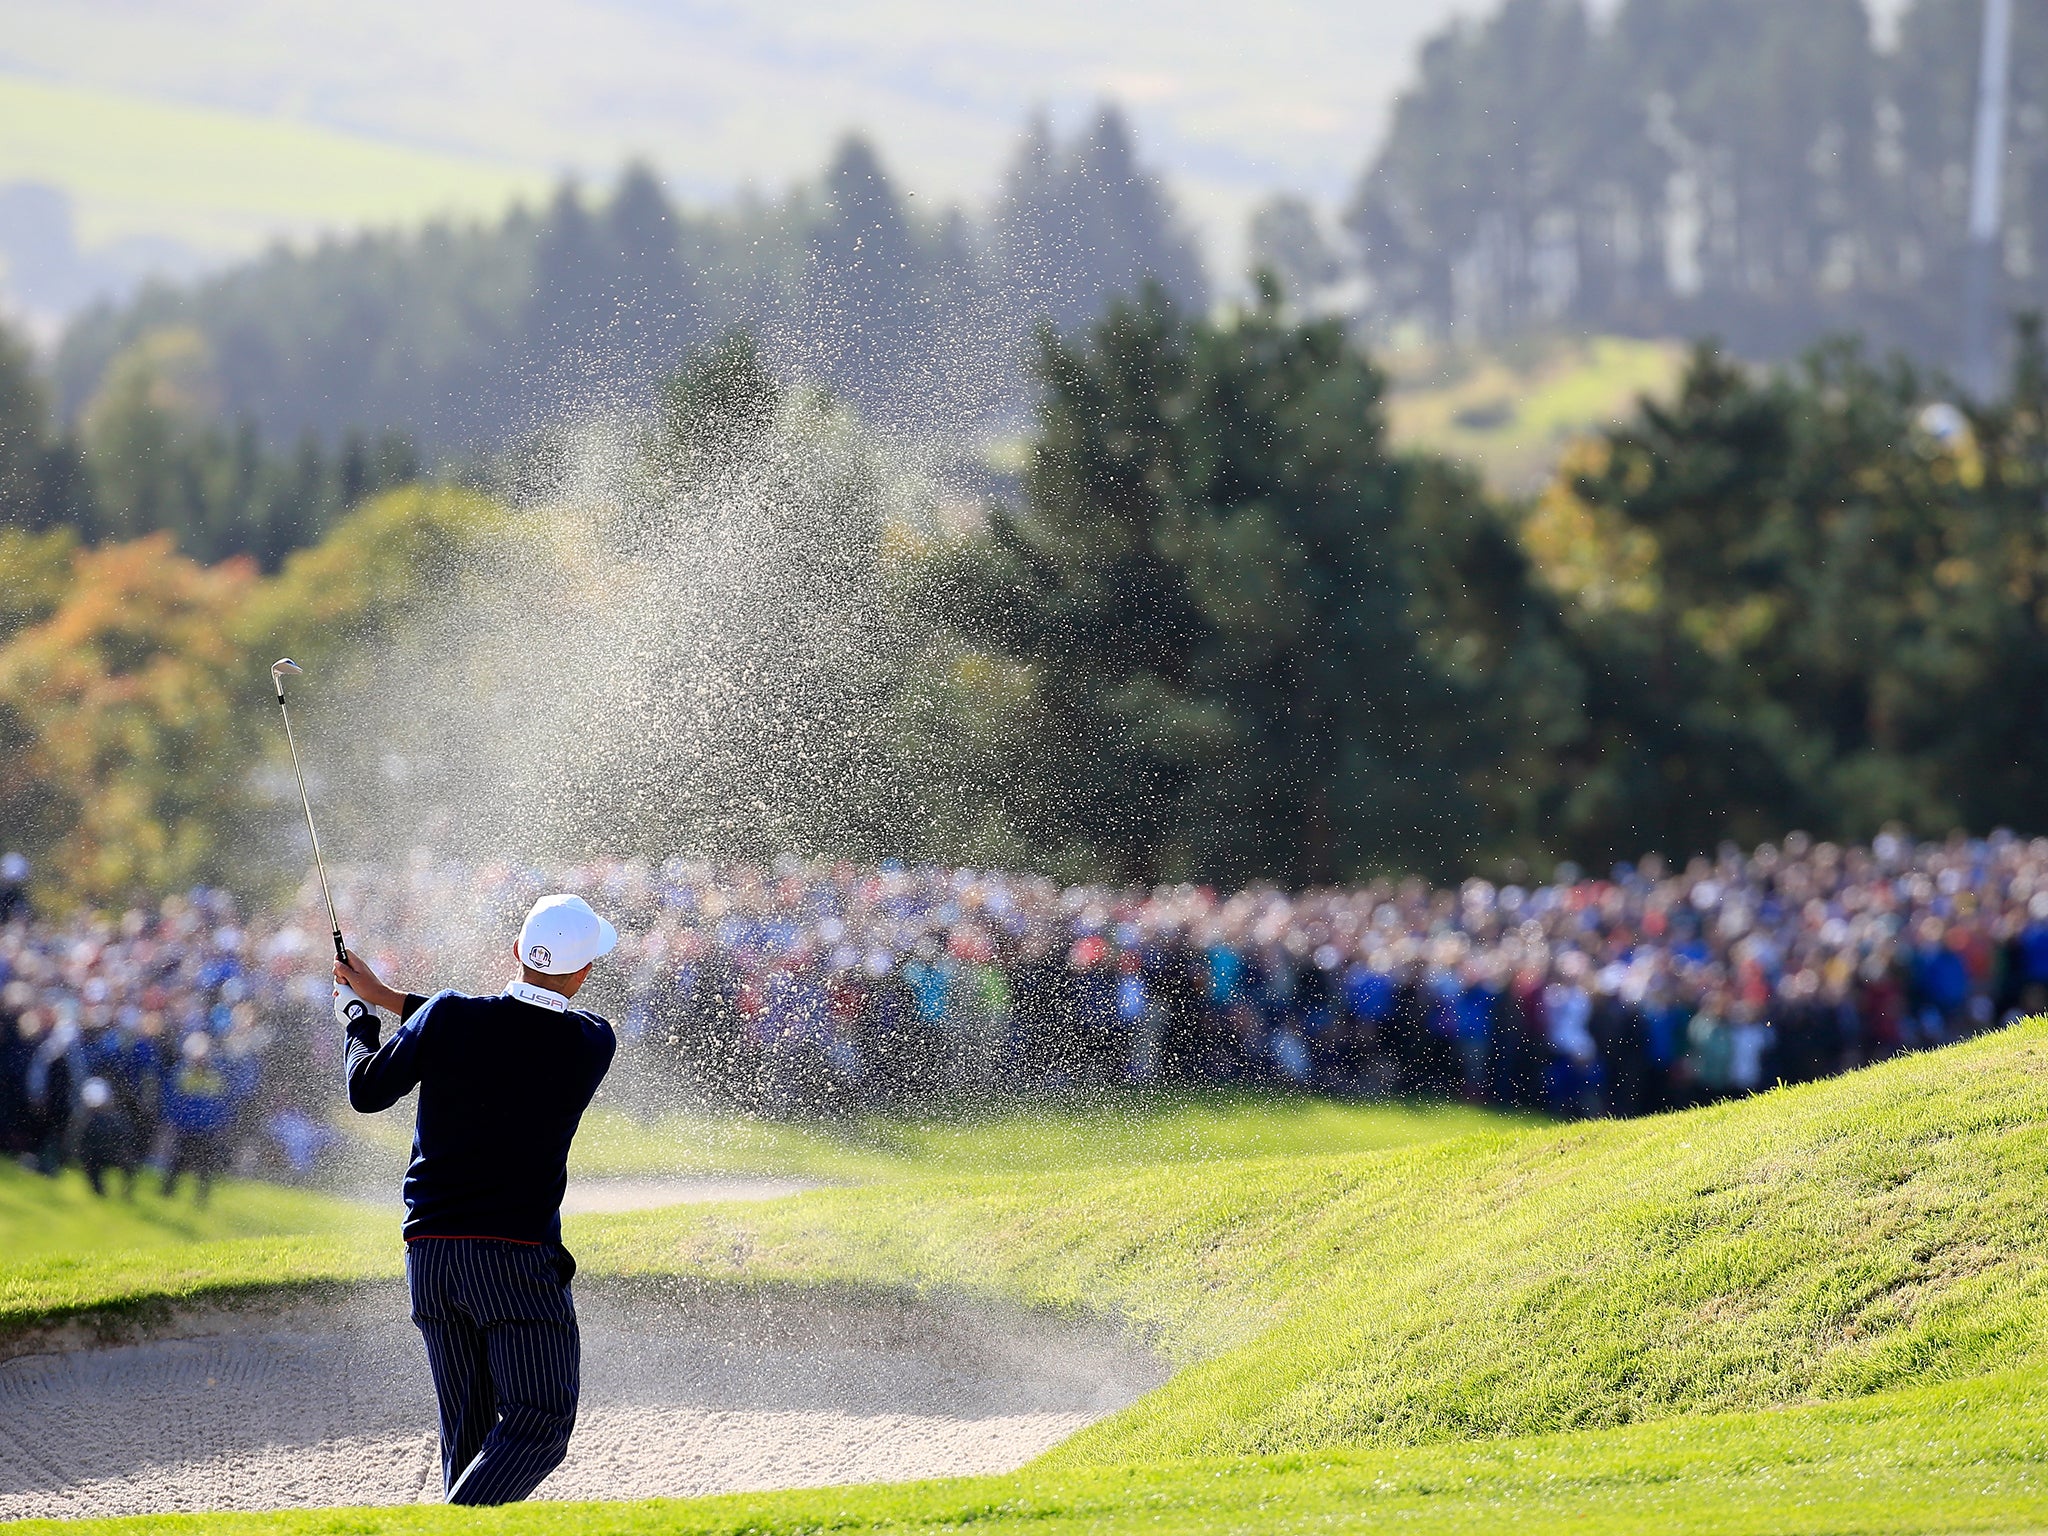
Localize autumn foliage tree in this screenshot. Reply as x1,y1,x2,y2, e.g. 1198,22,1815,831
0,485,509,911
0,536,258,904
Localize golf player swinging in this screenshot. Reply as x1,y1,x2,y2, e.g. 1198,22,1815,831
334,893,619,1506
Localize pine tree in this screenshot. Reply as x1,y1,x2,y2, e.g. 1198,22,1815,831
992,108,1208,338
923,283,1502,885
804,135,926,402
0,321,94,535
606,162,700,395
526,181,616,416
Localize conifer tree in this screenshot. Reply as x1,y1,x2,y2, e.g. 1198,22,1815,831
805,135,925,402
607,162,699,396
924,282,1504,885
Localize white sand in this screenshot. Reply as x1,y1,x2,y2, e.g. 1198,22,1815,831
0,1286,1166,1519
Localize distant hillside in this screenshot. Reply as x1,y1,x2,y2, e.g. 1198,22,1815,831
1383,335,1688,494
0,72,541,324
50,110,1206,455
1349,0,2039,375
0,0,1485,315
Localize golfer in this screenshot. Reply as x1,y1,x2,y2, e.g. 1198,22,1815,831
335,893,619,1506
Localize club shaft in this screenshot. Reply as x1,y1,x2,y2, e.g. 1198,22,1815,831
276,692,346,962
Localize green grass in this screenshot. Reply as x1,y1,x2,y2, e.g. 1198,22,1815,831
1385,334,1687,494
1,1093,1502,1343
0,71,541,256
0,1163,365,1263
560,1025,2048,1466
0,1163,390,1337
10,1370,2048,1534
11,1029,2048,1532
563,1091,1526,1180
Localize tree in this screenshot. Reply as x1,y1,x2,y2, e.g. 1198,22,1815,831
923,283,1524,885
64,323,420,564
804,136,928,403
525,181,617,418
0,536,258,907
1536,320,2048,846
1348,0,1906,356
1247,195,1345,302
655,329,781,477
994,107,1209,339
0,318,95,534
0,526,76,643
606,161,699,392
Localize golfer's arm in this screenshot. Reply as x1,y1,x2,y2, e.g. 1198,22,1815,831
344,1009,428,1112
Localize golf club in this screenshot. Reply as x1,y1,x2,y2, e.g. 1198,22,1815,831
270,658,368,1024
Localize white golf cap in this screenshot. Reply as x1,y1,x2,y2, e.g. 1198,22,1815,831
518,893,618,975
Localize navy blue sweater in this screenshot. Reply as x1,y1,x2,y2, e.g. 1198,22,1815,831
345,988,616,1244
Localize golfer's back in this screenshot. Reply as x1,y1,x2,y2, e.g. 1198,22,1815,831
346,989,616,1245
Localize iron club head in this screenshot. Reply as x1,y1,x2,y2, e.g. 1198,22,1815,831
270,658,303,697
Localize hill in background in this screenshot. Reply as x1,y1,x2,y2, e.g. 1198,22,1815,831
45,113,1206,457
0,0,1489,333
1382,334,1688,495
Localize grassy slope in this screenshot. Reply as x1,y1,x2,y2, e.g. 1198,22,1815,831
0,1164,364,1261
0,72,540,255
0,1166,389,1333
12,1030,2048,1532
2,1093,1502,1340
1384,335,1687,494
566,1021,2048,1464
564,1092,1525,1180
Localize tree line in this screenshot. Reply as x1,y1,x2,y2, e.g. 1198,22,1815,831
916,290,2048,885
51,109,1205,461
1334,0,2048,369
39,0,2048,491
10,288,2048,906
0,322,416,568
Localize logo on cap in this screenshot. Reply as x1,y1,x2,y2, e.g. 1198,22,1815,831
529,944,551,967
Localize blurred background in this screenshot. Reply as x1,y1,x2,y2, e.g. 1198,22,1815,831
4,0,2015,453
8,0,2048,896
9,0,2048,1186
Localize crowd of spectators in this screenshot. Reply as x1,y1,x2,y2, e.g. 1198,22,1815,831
0,856,340,1199
306,828,2048,1119
6,827,2047,1187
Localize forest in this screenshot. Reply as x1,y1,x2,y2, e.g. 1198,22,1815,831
10,0,2048,906
1341,0,2046,362
8,285,2048,906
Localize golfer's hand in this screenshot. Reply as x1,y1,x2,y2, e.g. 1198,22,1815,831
335,952,405,1016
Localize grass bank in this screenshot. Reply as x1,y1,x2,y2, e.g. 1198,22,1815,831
9,1028,2048,1531
0,1164,363,1263
564,1090,1526,1180
565,1020,2048,1463
0,1092,1507,1344
0,1165,390,1339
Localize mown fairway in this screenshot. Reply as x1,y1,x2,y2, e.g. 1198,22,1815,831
0,1092,1504,1347
9,1029,2048,1532
0,1165,363,1264
564,1090,1528,1180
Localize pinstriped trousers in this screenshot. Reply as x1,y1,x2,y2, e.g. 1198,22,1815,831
405,1237,581,1505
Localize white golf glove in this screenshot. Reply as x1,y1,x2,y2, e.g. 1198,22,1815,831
333,981,372,1026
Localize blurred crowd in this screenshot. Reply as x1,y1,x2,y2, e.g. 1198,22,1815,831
0,854,341,1200
6,827,2048,1190
312,828,2048,1119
